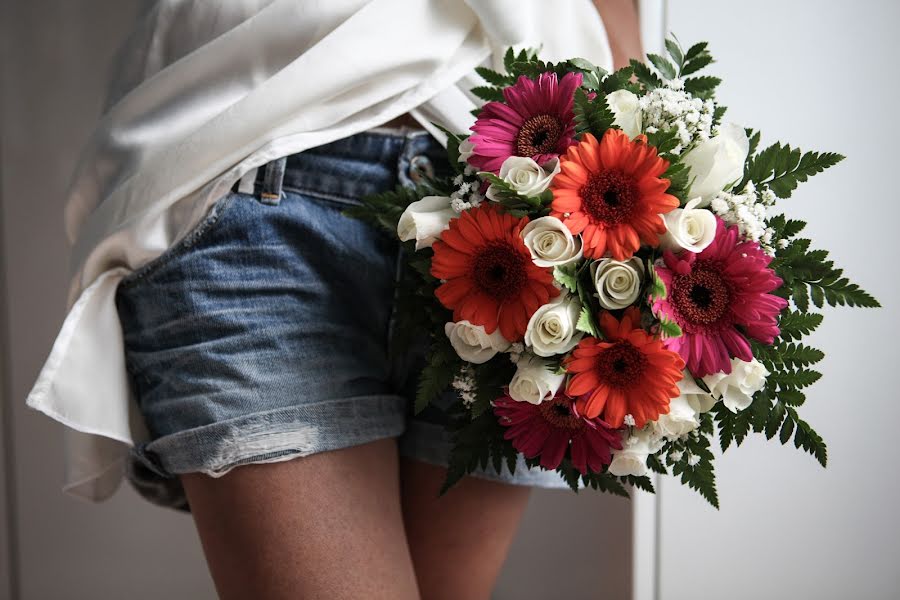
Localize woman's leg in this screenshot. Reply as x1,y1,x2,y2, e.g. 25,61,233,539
181,438,420,600
400,459,531,600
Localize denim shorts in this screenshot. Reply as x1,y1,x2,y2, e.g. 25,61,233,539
115,130,568,509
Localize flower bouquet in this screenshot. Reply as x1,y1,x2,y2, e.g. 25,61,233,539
347,38,879,506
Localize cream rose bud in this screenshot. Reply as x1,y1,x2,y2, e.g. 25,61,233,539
608,427,663,477
524,295,583,357
703,357,769,413
590,257,645,310
521,216,583,267
397,196,456,250
683,123,749,206
486,156,561,200
654,392,701,439
660,197,717,253
508,355,564,405
606,89,642,139
444,321,510,364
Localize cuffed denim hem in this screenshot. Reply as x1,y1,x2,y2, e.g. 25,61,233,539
126,394,407,510
398,419,573,490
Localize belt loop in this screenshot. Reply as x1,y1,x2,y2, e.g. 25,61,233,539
260,157,287,205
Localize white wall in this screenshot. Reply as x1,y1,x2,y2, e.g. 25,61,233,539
0,2,632,599
656,2,900,599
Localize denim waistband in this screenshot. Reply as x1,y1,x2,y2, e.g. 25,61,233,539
244,130,449,205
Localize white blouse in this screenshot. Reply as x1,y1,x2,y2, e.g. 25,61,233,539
25,0,613,501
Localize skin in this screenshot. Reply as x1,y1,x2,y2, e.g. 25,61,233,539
180,6,643,598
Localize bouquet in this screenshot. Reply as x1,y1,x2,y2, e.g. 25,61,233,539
348,38,879,507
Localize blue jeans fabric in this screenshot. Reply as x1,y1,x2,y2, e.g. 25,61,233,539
115,130,567,509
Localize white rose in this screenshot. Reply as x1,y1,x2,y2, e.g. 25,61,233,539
397,196,456,250
606,89,643,138
486,156,561,200
608,427,663,477
458,137,475,164
653,381,704,439
521,216,583,267
444,320,510,364
660,197,718,253
683,123,749,206
508,354,564,405
703,357,769,413
590,257,645,310
524,295,583,357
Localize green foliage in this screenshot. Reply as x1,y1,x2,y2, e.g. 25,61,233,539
773,232,881,311
629,58,662,89
470,85,505,103
740,142,845,198
342,184,435,236
683,76,721,100
664,415,719,508
553,264,579,293
441,405,519,493
575,305,600,337
658,317,683,339
416,338,460,414
573,87,616,137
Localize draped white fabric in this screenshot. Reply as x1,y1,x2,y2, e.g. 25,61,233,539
25,0,612,501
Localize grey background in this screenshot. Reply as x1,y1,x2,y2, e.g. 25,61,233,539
0,1,632,599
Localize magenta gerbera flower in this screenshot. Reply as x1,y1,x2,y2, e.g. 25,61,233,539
468,72,582,173
652,218,789,377
494,392,622,474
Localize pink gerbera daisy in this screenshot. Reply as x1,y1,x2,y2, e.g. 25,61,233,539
494,392,622,474
468,72,582,173
652,218,789,377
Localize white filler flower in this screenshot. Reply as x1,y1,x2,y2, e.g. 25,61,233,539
703,357,769,412
524,295,583,357
606,89,643,138
660,197,718,253
397,196,456,250
508,354,564,405
486,156,561,200
683,123,749,206
444,320,510,364
590,257,645,310
521,216,583,267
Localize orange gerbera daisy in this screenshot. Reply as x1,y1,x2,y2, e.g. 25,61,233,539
431,204,559,342
550,129,679,260
564,307,685,428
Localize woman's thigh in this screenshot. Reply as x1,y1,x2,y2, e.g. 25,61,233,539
181,438,420,600
399,459,531,600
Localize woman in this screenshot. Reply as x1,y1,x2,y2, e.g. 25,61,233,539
27,1,643,597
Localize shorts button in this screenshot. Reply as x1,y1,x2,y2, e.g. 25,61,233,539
408,155,434,184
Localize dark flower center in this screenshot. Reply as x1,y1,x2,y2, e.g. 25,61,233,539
671,264,731,326
516,114,563,157
539,396,583,430
580,170,638,225
596,341,647,388
471,241,528,300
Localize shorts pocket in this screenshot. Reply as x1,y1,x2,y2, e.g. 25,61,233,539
118,191,241,290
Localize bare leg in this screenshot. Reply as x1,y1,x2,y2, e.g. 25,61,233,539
181,438,420,600
400,459,531,600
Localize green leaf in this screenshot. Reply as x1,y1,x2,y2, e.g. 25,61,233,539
681,53,713,76
553,264,579,293
665,37,684,71
742,143,845,198
683,76,721,99
658,318,682,339
470,85,505,103
647,53,676,80
474,66,511,87
683,41,709,63
777,310,823,342
415,340,459,414
576,305,600,337
573,87,616,137
629,58,662,89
